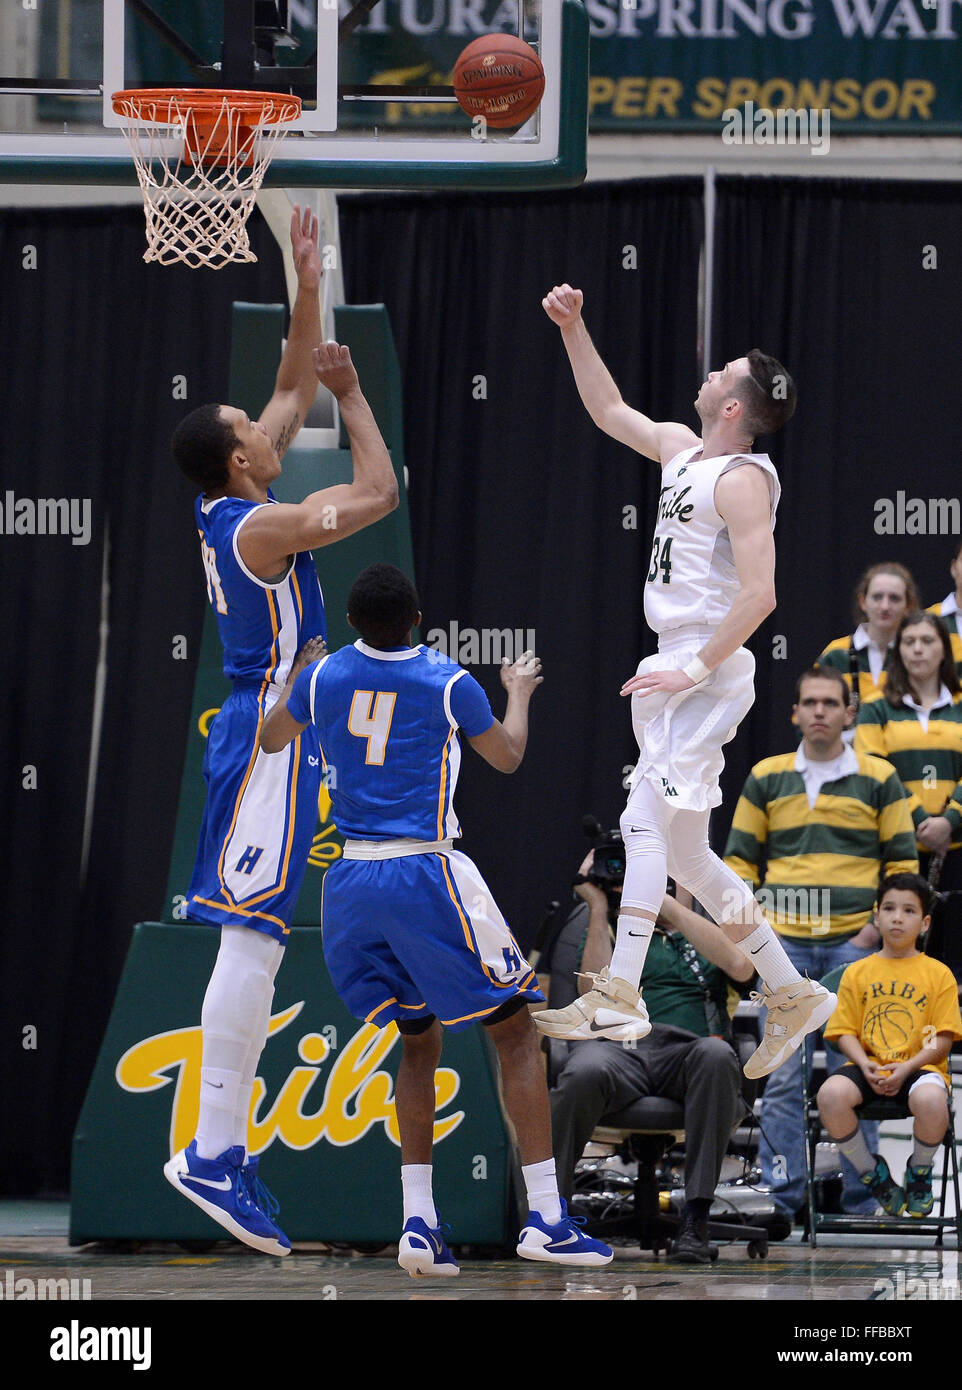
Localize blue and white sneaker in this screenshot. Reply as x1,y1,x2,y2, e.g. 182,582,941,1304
240,1155,291,1246
164,1141,291,1257
397,1217,460,1278
517,1199,614,1267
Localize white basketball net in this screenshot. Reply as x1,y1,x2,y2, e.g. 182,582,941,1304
113,91,301,270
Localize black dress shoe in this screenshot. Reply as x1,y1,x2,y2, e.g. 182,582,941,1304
669,1210,719,1264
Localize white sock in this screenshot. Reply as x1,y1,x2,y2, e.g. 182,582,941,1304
196,1067,244,1160
608,915,655,989
738,922,803,992
232,939,285,1150
195,925,284,1161
401,1164,437,1227
523,1157,562,1225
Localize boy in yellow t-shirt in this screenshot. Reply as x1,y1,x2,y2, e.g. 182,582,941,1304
818,873,962,1217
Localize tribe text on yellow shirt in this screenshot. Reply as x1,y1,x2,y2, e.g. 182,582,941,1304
824,953,962,1083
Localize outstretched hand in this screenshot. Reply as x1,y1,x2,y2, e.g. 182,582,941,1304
313,341,359,399
542,283,584,328
621,668,695,698
500,650,543,697
288,634,328,683
291,205,322,291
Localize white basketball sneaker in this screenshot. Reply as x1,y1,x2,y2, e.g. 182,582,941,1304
532,968,651,1042
743,978,838,1079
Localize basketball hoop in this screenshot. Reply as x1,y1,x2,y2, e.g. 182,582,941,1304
112,89,302,270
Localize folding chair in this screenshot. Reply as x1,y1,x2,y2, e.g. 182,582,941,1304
802,964,961,1247
541,903,771,1258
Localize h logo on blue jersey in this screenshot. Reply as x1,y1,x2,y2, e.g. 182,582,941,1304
501,945,524,980
236,845,264,875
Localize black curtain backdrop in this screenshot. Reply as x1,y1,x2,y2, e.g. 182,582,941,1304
711,176,962,832
339,177,704,952
3,176,961,1194
0,205,287,1193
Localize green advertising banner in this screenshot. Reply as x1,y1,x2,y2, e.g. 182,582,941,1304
45,1,960,138
585,0,962,133
71,925,519,1246
328,0,962,133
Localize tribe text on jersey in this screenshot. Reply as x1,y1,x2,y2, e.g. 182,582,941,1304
643,446,781,635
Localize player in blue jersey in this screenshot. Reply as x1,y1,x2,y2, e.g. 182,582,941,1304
163,209,399,1256
260,563,613,1275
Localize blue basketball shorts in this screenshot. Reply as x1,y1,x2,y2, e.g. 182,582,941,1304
183,684,322,942
320,849,544,1031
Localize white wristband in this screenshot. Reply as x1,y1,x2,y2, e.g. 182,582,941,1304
682,657,711,685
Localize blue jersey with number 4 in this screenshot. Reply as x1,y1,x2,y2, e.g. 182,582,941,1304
287,640,494,840
195,493,327,686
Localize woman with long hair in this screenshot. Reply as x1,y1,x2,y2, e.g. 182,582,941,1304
817,561,919,717
855,611,962,890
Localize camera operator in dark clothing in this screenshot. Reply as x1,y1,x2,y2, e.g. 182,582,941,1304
541,826,754,1263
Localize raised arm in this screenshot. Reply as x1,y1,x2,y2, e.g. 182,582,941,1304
238,342,400,578
468,653,542,773
259,636,328,754
258,207,325,460
542,284,698,465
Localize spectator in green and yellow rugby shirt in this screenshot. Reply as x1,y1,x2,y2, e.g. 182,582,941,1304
925,540,962,684
855,611,962,891
724,665,918,1224
816,562,919,717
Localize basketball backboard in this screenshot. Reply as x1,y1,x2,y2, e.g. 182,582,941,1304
0,0,588,189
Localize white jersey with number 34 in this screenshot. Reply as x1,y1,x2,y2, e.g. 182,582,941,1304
643,445,781,637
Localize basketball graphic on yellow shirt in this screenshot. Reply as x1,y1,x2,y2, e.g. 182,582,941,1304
863,1002,914,1057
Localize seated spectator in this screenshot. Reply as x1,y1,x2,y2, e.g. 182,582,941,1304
855,611,962,891
816,562,918,718
542,847,753,1264
724,665,918,1224
818,873,962,1217
926,539,962,682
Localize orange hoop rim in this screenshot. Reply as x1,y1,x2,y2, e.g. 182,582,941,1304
111,88,302,125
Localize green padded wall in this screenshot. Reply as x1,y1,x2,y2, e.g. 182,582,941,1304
70,925,518,1245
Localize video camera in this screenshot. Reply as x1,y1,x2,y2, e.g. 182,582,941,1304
579,816,626,889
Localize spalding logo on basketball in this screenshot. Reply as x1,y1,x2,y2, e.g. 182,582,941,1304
453,34,545,129
864,1001,914,1057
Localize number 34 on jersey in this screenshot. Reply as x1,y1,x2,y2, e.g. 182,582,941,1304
647,535,673,584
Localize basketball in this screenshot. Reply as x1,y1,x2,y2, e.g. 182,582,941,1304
453,34,545,129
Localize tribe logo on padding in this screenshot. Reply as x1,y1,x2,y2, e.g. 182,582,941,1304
116,1005,464,1157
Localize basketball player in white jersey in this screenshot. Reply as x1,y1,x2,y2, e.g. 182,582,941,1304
534,285,835,1078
